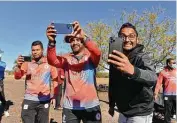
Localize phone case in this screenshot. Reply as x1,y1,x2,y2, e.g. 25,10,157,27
109,37,123,55
53,23,73,34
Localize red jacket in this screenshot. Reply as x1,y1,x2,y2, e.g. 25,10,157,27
155,67,176,96
47,39,101,109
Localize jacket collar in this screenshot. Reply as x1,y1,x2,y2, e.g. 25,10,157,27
125,44,144,59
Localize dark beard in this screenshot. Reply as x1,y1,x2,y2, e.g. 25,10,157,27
73,50,80,55
71,47,80,55
34,55,43,62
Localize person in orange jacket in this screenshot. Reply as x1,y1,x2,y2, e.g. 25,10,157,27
14,41,58,123
46,21,102,123
154,58,176,123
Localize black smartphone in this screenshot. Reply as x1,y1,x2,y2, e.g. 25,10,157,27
22,56,31,62
108,37,123,55
53,23,73,34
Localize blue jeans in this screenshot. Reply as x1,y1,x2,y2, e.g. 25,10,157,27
118,113,153,123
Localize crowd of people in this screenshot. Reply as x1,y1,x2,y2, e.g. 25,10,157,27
0,21,176,123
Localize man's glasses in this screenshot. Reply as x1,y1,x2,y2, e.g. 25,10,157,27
119,33,137,41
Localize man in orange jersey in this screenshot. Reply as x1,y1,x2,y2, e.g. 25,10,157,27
14,41,58,123
154,58,176,123
46,21,102,123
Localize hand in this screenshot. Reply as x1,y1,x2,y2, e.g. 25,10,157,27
154,93,158,101
107,50,134,75
108,107,114,117
65,21,87,41
16,55,24,68
50,98,56,109
46,23,57,42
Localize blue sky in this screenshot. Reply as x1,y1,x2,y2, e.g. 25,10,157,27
0,1,175,70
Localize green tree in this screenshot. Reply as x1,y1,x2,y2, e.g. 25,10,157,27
112,7,176,67
85,7,176,72
84,21,112,71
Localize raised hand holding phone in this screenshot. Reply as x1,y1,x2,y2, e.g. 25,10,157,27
22,56,31,62
46,23,57,42
16,55,24,68
65,21,87,40
46,21,87,43
108,37,123,55
46,22,73,43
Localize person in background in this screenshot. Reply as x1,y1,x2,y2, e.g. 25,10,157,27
14,41,58,123
0,54,9,117
154,58,176,123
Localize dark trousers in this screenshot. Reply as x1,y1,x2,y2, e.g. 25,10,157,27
164,95,176,123
55,84,63,108
0,80,7,111
21,99,50,123
62,105,102,123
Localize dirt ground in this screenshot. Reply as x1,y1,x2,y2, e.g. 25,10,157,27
1,77,176,123
1,77,119,123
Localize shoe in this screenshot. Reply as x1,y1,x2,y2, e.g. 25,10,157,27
4,111,10,117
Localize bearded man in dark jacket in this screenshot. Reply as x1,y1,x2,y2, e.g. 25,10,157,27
108,22,157,123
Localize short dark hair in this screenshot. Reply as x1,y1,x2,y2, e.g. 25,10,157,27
31,40,43,49
118,22,138,37
166,58,175,66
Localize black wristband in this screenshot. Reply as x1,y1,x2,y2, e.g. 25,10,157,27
48,41,56,47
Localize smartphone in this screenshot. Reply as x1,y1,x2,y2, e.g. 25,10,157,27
108,37,123,55
53,23,73,34
108,37,123,66
22,56,31,62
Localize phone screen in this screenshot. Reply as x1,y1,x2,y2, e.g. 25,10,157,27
22,56,31,62
53,23,73,34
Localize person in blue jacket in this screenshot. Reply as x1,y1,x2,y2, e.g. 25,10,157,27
0,55,9,117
